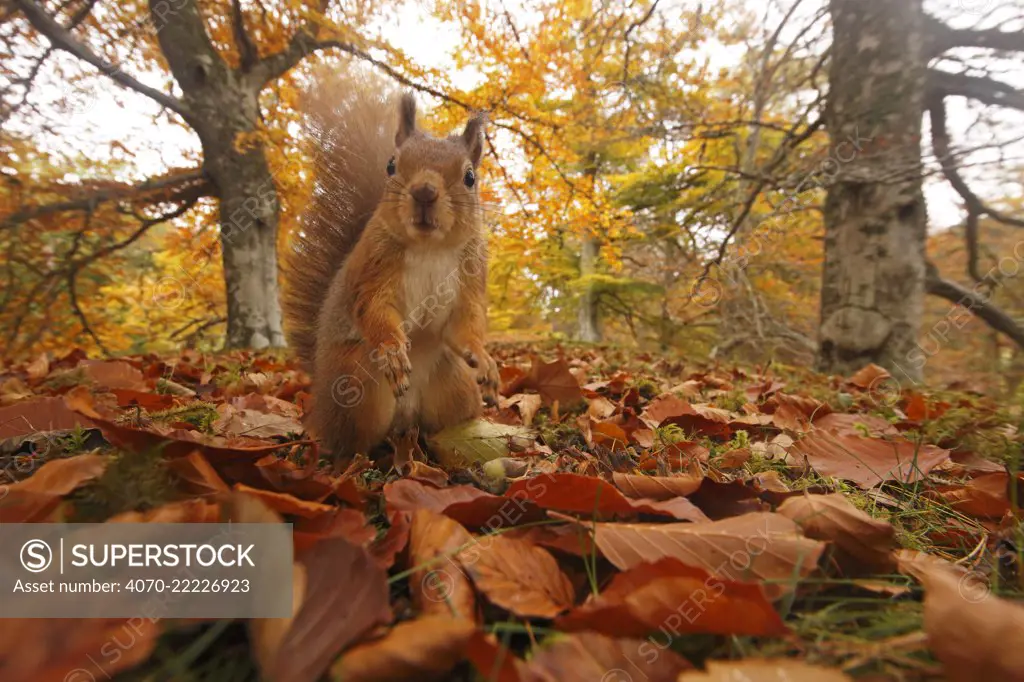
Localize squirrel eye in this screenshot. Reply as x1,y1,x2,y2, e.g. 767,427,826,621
386,157,396,176
463,169,475,188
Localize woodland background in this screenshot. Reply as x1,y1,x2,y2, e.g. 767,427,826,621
2,0,1024,392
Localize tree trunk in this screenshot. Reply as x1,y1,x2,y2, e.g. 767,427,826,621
216,158,286,349
817,0,929,381
578,236,602,342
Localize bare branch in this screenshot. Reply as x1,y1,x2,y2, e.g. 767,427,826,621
1,170,209,231
230,0,258,70
926,261,1024,349
11,0,192,122
926,14,1024,57
929,69,1024,112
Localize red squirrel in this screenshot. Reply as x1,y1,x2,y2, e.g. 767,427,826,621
284,78,499,461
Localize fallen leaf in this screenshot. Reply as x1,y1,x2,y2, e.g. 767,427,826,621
0,396,95,441
848,363,891,389
524,632,693,682
501,393,543,425
591,512,826,587
506,473,709,522
25,352,50,380
107,498,220,523
213,404,303,439
928,472,1018,519
426,419,536,467
293,507,377,553
407,509,477,620
167,450,229,497
777,494,896,573
250,535,391,682
385,479,544,530
0,453,107,523
612,472,703,500
789,430,950,488
812,413,900,438
905,557,1024,682
330,615,476,682
679,659,853,680
522,356,585,406
80,360,148,390
641,395,733,438
234,483,336,519
556,558,786,637
110,388,177,410
0,617,159,682
457,533,575,618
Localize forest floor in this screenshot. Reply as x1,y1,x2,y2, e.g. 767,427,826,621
0,341,1022,682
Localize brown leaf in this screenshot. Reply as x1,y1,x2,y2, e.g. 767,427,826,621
812,412,900,438
293,507,377,553
404,460,450,487
556,558,787,637
213,404,303,439
906,557,1024,681
928,472,1018,519
587,395,618,419
167,450,229,497
457,533,575,618
506,473,709,522
80,360,148,390
330,615,476,682
0,617,159,682
26,352,50,380
407,509,477,620
612,472,703,500
250,535,391,682
523,356,584,406
790,430,950,488
0,453,107,523
847,363,891,389
679,659,853,681
501,393,543,425
777,494,896,573
591,512,826,586
0,396,95,441
107,498,220,523
641,394,733,438
233,483,335,519
524,632,693,682
385,479,544,530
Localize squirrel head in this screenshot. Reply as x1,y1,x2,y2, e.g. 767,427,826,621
381,92,486,245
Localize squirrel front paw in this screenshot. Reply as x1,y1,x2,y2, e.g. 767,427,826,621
458,345,500,407
376,342,412,397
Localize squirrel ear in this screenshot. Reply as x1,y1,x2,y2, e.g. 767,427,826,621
461,113,486,167
395,92,417,146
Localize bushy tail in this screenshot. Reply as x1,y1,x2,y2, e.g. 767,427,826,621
283,70,398,365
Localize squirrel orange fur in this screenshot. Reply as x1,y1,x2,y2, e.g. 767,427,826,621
284,78,499,461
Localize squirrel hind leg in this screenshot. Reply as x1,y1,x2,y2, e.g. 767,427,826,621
418,350,484,434
311,347,397,461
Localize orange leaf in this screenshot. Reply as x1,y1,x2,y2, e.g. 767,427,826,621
777,494,896,573
525,632,693,681
0,453,107,523
556,558,787,637
679,659,853,680
331,615,476,682
407,509,477,620
457,533,575,618
790,430,950,488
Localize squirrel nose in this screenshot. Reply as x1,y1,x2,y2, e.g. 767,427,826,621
410,183,438,205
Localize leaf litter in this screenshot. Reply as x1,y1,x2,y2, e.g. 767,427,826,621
0,342,1021,681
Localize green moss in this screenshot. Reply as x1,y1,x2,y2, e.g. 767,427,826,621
147,402,220,433
71,447,176,521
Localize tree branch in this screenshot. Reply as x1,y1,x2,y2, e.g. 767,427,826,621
146,0,227,95
926,261,1024,349
926,14,1024,57
230,0,258,71
12,0,192,122
1,170,209,230
929,69,1024,112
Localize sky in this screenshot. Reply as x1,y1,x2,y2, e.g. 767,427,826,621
6,0,1023,231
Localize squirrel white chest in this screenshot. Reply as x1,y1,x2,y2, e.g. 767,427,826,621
402,249,462,335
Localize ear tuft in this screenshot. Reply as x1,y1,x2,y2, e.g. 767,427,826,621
461,112,486,167
395,92,417,146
